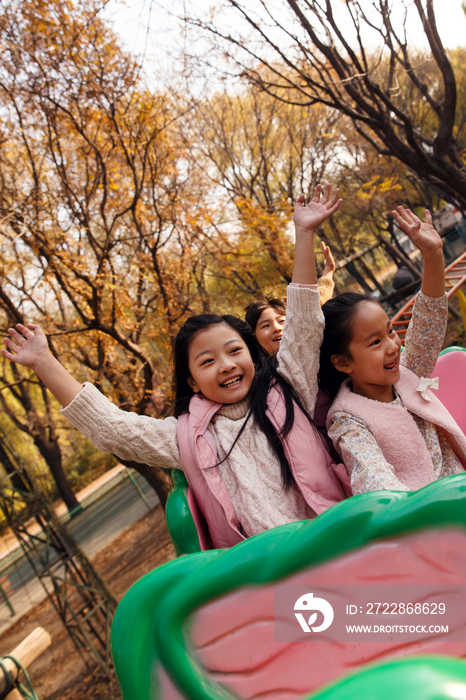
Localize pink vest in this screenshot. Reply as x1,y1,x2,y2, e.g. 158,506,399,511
177,387,349,550
327,366,466,490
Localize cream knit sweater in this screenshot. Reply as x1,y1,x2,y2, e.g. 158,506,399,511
61,286,323,537
317,276,334,305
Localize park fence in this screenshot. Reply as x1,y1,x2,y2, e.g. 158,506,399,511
0,467,159,632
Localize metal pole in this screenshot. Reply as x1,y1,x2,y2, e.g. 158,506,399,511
123,468,153,513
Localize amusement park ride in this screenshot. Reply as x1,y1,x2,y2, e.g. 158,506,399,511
108,253,466,700
1,253,465,700
392,251,466,342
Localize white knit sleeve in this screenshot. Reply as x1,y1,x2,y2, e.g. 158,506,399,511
60,383,182,470
276,285,324,418
317,276,334,305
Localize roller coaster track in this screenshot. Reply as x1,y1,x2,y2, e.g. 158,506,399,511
391,251,466,342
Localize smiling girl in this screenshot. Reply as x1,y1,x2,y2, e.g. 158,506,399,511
2,185,348,549
320,207,466,495
245,242,335,357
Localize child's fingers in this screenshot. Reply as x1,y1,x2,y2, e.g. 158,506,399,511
326,187,340,208
393,205,409,219
398,207,423,228
404,208,421,225
392,208,420,232
318,183,331,203
6,327,27,344
327,198,343,215
0,347,17,361
394,206,416,222
322,243,334,260
3,337,20,354
294,193,306,209
317,184,340,208
425,209,433,224
13,323,31,333
310,184,323,203
4,323,39,347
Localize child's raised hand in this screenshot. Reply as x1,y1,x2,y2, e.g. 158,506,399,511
2,323,51,370
293,184,342,235
392,207,443,255
321,241,336,276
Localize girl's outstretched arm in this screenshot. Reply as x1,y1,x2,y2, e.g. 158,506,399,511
2,323,83,407
317,241,336,305
3,323,182,468
277,185,342,416
321,241,336,279
292,185,342,284
392,207,447,377
391,207,444,298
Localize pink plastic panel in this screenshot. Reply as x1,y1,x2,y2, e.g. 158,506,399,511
433,351,466,434
158,667,186,700
187,528,466,700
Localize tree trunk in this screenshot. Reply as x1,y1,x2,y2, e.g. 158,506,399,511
376,234,422,280
0,440,27,493
357,256,387,297
33,437,80,512
345,261,373,292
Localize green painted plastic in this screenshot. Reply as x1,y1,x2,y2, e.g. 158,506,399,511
307,656,466,699
440,345,466,355
165,469,201,556
112,473,466,700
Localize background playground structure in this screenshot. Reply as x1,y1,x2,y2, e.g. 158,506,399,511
0,463,158,636
392,250,466,342
0,500,174,699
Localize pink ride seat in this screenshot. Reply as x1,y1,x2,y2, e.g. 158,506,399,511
433,350,466,434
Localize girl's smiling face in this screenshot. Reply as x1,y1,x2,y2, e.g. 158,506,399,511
332,301,402,403
255,307,286,356
187,323,255,404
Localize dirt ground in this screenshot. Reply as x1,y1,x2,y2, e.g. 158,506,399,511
0,504,176,700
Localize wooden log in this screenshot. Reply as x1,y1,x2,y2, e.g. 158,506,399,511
0,627,51,697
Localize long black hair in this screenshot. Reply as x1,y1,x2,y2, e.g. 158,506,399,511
173,313,323,490
319,292,370,398
173,314,264,416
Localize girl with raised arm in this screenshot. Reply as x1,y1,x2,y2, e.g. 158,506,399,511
244,242,335,357
2,185,348,549
320,207,466,495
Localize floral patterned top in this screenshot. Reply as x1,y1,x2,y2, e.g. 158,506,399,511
328,291,464,495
